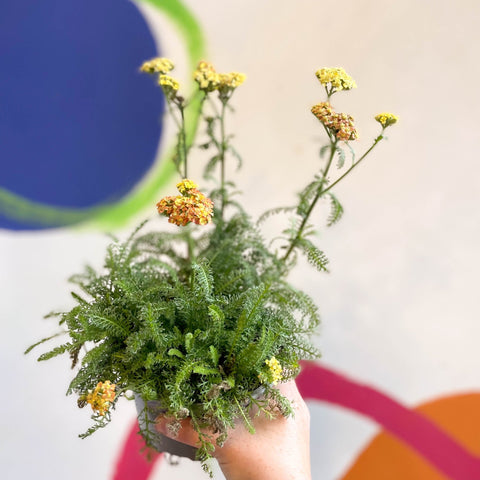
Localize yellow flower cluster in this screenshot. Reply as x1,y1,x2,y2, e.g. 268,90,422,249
159,74,179,92
193,61,220,92
218,72,246,90
265,357,283,385
375,112,398,128
311,102,358,141
193,61,246,93
140,57,180,98
176,178,198,194
140,57,174,75
316,67,357,92
156,179,214,226
85,381,116,416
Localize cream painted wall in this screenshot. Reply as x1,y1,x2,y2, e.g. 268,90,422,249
2,1,480,479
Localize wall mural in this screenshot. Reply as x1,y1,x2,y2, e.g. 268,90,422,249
2,0,479,478
0,0,204,230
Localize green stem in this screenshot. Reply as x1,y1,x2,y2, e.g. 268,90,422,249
165,97,185,177
207,95,221,118
322,123,334,142
282,133,384,263
219,100,228,220
283,140,337,262
166,97,182,129
186,227,195,262
321,133,384,197
322,141,336,177
179,104,188,178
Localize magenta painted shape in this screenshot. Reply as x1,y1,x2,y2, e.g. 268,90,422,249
297,361,480,480
112,422,163,480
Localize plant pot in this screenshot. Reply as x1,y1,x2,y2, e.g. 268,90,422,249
135,396,198,460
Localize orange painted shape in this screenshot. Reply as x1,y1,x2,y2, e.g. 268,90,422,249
342,393,480,480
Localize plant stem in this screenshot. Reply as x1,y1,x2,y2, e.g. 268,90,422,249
164,98,184,177
166,97,182,130
282,140,337,262
179,104,188,178
282,133,384,263
321,133,384,197
219,100,228,220
186,227,195,262
207,95,220,118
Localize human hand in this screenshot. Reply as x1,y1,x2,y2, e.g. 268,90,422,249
155,381,311,480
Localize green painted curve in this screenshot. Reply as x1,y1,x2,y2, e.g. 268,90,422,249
0,0,206,231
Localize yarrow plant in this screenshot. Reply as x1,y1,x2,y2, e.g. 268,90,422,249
27,59,396,475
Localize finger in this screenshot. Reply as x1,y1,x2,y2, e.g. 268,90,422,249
273,380,303,408
155,416,204,448
276,380,310,420
276,379,302,399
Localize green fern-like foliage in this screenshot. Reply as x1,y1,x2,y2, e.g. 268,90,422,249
31,210,319,469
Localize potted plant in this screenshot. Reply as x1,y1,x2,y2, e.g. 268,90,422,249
26,59,397,475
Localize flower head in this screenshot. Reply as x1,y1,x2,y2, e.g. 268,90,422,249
331,112,358,141
311,102,334,123
316,67,356,92
194,61,220,92
263,357,283,385
218,72,246,90
375,112,398,128
157,179,214,226
84,381,116,416
193,61,246,95
311,102,358,141
176,179,198,194
140,57,174,75
159,74,180,96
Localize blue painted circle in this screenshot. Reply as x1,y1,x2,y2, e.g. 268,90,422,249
0,0,164,230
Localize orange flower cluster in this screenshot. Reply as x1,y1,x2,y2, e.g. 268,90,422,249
311,102,358,141
311,102,334,122
85,381,116,416
156,179,214,226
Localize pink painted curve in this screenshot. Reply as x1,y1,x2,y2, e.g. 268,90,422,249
297,361,480,480
112,422,163,480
